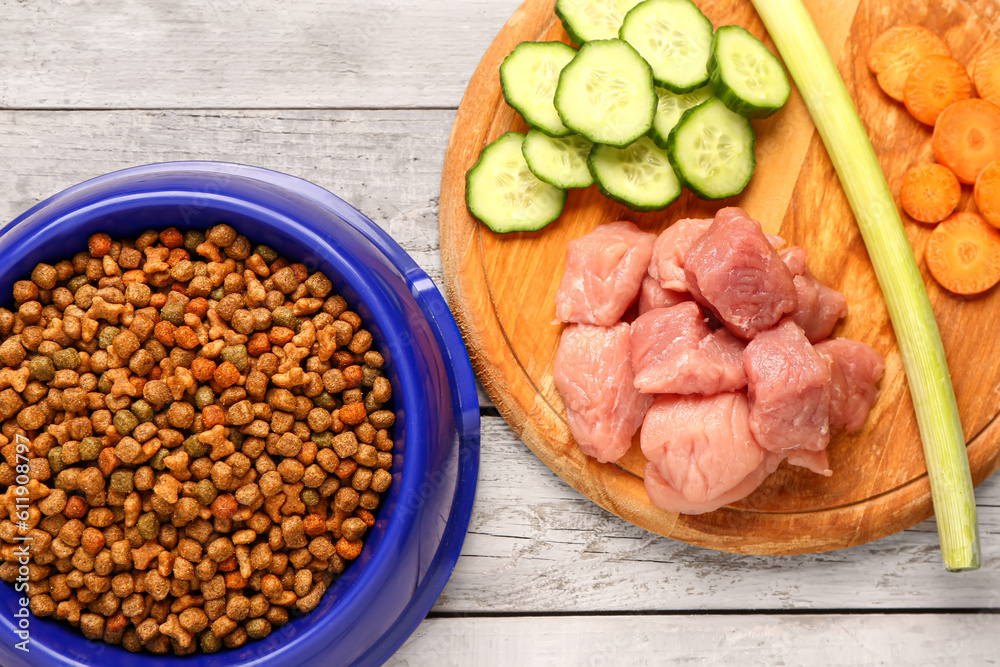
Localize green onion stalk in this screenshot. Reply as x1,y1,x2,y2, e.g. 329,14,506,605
751,0,980,571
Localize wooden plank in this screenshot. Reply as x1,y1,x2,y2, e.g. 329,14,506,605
432,417,1000,613
388,613,1000,665
0,0,523,110
0,108,452,279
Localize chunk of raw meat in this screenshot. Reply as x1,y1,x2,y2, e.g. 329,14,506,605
640,393,773,514
814,338,885,432
744,319,832,453
630,303,746,394
553,323,653,463
684,207,797,340
644,461,778,515
648,218,713,292
779,247,848,343
555,221,656,326
637,275,687,314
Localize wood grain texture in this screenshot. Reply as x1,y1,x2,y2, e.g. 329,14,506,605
389,613,1000,666
0,0,523,110
439,0,1000,555
434,417,1000,614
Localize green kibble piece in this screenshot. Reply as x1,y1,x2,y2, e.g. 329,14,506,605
230,431,245,447
254,245,278,264
160,303,185,326
98,327,120,350
130,399,154,423
209,286,225,301
361,365,380,388
47,447,64,475
184,435,210,459
312,431,332,449
194,386,215,410
137,513,160,540
184,229,206,252
29,356,56,382
52,348,81,370
221,345,249,373
313,392,336,411
245,618,271,640
67,275,90,293
200,630,222,654
97,372,113,394
193,479,218,506
363,392,381,415
150,448,170,471
109,469,134,494
79,437,103,461
271,306,297,329
113,410,139,436
300,488,320,507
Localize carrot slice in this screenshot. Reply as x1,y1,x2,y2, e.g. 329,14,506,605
925,211,1000,295
900,163,961,223
932,98,1000,184
974,159,1000,229
904,55,972,126
868,25,950,102
972,44,1000,106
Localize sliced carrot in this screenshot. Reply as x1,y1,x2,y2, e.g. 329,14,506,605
925,211,1000,295
932,98,1000,184
904,55,972,126
868,25,950,102
972,44,1000,106
899,163,961,223
974,159,1000,229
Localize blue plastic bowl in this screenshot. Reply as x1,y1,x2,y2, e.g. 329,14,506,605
0,162,480,666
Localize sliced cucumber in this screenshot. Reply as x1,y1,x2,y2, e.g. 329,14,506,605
708,25,791,119
554,39,657,148
555,0,645,44
588,136,681,211
666,97,756,199
467,133,567,233
619,0,713,93
522,129,595,189
649,84,713,148
501,41,578,137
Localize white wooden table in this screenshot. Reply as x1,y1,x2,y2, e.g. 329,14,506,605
1,1,998,664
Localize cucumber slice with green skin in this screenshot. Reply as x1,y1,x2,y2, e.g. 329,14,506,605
466,132,567,233
555,0,645,45
522,129,595,189
649,84,713,148
555,39,657,148
708,25,791,119
588,136,682,211
501,41,578,137
619,0,714,93
666,97,756,199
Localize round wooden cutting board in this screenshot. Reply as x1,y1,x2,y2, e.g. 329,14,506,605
439,0,1000,555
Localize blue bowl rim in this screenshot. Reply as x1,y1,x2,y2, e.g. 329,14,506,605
0,161,481,666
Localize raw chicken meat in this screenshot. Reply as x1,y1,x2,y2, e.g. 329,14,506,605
555,221,656,326
637,275,687,314
640,393,774,514
648,217,713,292
815,338,885,432
744,319,832,453
779,247,848,343
684,207,797,340
630,303,746,394
553,323,653,463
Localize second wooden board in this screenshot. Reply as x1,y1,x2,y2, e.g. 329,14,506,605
440,0,1000,554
